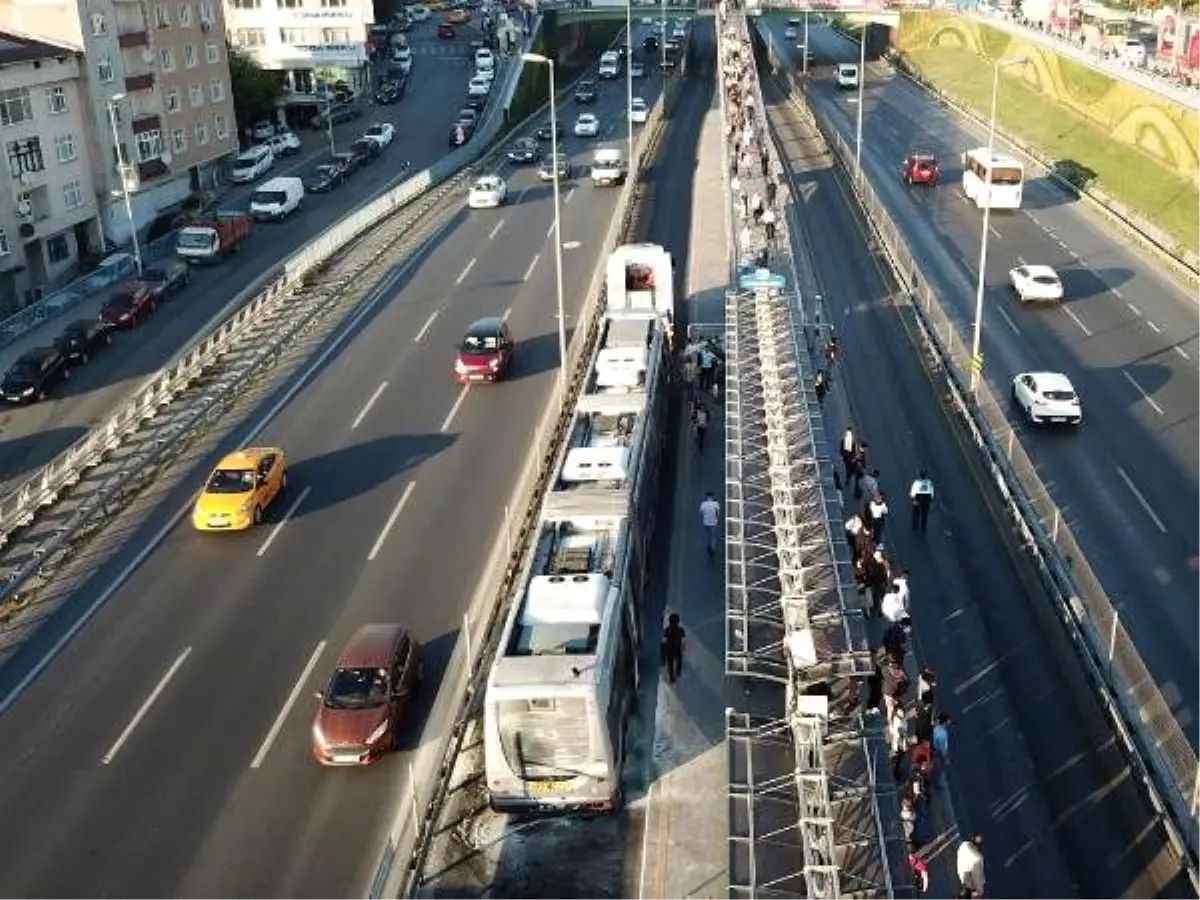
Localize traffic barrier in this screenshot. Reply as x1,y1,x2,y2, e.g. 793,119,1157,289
758,27,1200,886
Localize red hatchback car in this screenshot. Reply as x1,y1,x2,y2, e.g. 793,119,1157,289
901,153,940,186
437,23,456,39
311,624,422,767
454,316,514,383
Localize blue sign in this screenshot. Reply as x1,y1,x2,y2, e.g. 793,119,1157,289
738,268,787,291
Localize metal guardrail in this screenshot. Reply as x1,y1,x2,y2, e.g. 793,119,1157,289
759,31,1200,886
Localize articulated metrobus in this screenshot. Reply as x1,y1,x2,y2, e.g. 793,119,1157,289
961,147,1024,210
1078,4,1132,54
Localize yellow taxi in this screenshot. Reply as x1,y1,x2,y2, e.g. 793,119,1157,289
446,9,469,24
425,0,448,9
192,447,288,532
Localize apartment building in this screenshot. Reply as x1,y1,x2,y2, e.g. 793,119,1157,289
0,0,238,247
0,32,104,311
225,0,374,101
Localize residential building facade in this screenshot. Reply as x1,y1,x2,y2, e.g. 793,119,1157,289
0,32,105,311
0,0,238,248
224,0,373,102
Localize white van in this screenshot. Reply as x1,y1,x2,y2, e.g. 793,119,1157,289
598,50,621,79
230,144,274,183
835,63,860,89
1120,38,1146,66
475,47,495,71
249,176,304,220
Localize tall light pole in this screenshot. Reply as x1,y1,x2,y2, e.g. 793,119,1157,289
106,93,142,276
626,1,634,165
523,52,568,404
854,23,866,166
323,96,336,157
802,11,809,76
969,55,1027,395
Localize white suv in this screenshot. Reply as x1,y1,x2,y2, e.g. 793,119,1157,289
475,47,495,71
836,63,860,89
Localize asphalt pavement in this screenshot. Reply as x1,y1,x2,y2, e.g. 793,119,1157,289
765,21,1199,753
763,70,1192,898
0,58,659,898
0,23,487,504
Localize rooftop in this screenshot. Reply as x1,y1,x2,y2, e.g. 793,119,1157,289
0,32,77,67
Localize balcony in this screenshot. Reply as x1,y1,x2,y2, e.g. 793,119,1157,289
132,114,162,135
137,158,169,181
117,29,149,48
124,72,156,92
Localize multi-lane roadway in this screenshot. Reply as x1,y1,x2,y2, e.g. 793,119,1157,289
0,45,660,898
764,20,1198,751
0,19,486,501
763,63,1192,898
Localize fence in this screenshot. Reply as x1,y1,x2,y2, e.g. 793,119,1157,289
762,38,1200,881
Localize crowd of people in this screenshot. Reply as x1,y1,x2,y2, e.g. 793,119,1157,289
709,7,986,897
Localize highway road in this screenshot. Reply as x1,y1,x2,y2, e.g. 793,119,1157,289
0,21,485,503
762,71,1192,898
765,20,1199,751
0,49,660,898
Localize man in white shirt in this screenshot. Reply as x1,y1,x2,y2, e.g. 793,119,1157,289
956,835,985,897
699,491,721,559
881,570,910,627
909,469,935,533
761,207,777,242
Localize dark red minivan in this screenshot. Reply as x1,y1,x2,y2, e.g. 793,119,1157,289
454,316,514,383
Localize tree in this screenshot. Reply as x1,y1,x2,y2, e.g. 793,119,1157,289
228,50,283,131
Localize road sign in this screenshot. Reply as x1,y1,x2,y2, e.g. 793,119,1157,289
972,352,984,374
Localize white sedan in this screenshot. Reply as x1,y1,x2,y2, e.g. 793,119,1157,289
1009,264,1064,303
467,175,507,209
784,25,798,38
363,122,395,148
628,98,648,123
1011,371,1082,426
467,75,492,98
574,113,600,137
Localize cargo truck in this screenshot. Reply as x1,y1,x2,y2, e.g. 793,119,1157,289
176,212,252,264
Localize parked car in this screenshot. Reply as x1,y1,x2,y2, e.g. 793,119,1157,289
305,162,347,193
349,138,380,165
375,80,405,105
101,281,156,328
230,144,275,183
457,108,479,129
449,120,474,147
311,103,362,130
467,74,492,97
250,176,306,220
333,150,362,176
628,97,649,123
54,318,113,366
251,120,276,140
266,130,302,157
140,259,191,299
463,96,486,112
1,346,69,404
363,122,395,148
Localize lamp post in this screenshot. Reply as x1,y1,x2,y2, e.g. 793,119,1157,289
106,93,142,276
626,0,634,165
322,96,336,157
969,55,1028,395
522,52,568,404
854,24,866,166
803,11,809,76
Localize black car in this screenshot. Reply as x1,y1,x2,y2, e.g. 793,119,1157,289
643,34,659,51
375,82,405,105
1,346,68,404
333,150,361,176
54,319,112,365
534,119,563,141
457,108,479,129
507,137,541,164
538,153,572,181
311,103,362,130
574,79,598,104
350,138,380,164
140,260,191,299
305,162,346,193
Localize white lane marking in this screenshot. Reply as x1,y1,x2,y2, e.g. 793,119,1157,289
1114,466,1168,534
1122,369,1165,415
250,640,327,769
988,224,1001,239
1062,306,1093,337
503,306,513,321
1174,346,1192,362
0,203,458,721
1110,287,1123,299
454,257,477,286
440,384,470,433
351,381,389,430
102,647,192,764
545,220,555,240
564,186,576,205
996,305,1021,335
488,218,505,240
1068,250,1079,259
1056,239,1069,250
413,310,439,343
1127,302,1142,316
367,482,417,562
1147,320,1162,334
516,186,530,203
523,253,540,282
256,485,312,558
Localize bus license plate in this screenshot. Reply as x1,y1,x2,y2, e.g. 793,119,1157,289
528,781,569,795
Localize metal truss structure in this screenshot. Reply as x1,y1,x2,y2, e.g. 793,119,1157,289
717,8,896,898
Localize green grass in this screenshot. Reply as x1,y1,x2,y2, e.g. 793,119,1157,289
904,46,1199,254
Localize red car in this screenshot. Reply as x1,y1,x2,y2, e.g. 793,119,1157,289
100,281,156,327
454,316,514,383
902,153,940,186
437,23,456,39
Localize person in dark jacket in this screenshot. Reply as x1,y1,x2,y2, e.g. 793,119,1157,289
661,612,686,683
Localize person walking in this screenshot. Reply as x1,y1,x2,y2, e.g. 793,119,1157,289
910,469,935,532
840,427,859,484
766,179,778,206
867,491,889,543
660,612,686,683
888,703,909,780
681,353,698,400
692,401,710,454
866,549,890,618
762,207,777,242
814,369,828,404
699,342,718,393
858,468,880,505
700,491,721,559
955,835,985,898
750,192,764,223
932,711,952,789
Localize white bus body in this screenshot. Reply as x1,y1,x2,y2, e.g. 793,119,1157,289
961,147,1024,210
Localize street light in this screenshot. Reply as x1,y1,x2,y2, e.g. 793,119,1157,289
969,55,1028,395
522,52,568,403
802,11,809,76
106,93,142,276
322,96,336,157
854,23,866,166
626,0,634,166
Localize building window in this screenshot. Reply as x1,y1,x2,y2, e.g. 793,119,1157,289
179,3,193,27
97,57,114,82
90,11,108,35
195,121,209,145
234,28,265,47
0,228,9,256
321,28,350,42
165,89,181,113
209,79,225,102
160,48,176,71
280,0,301,7
199,1,216,23
172,128,187,153
184,44,198,67
280,28,305,44
48,234,71,263
189,84,204,107
135,129,163,162
7,137,45,178
0,88,33,127
155,4,170,27
214,115,228,139
231,0,260,8
62,179,85,211
46,87,68,114
54,134,76,163
205,41,219,63
321,0,347,7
